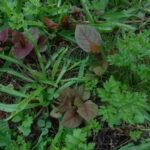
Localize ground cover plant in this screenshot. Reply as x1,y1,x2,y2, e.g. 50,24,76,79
0,0,150,149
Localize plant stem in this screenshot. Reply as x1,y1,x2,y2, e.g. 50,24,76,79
48,121,63,150
0,0,11,18
16,0,22,13
80,0,94,23
24,28,46,77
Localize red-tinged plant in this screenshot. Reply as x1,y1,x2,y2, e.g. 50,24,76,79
12,27,48,59
38,36,49,53
61,16,76,30
29,27,49,53
89,59,108,77
72,6,81,18
0,28,12,51
42,17,59,29
75,24,102,53
51,87,98,128
12,31,34,59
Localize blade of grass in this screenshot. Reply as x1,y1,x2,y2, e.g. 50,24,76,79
16,0,22,13
6,86,46,121
51,47,68,80
24,28,46,76
45,47,64,70
0,102,42,113
0,54,30,70
0,68,33,82
0,54,42,80
0,0,11,18
40,80,57,87
0,84,26,97
61,77,87,82
58,30,76,43
25,20,45,28
0,50,12,77
48,121,63,150
56,60,70,85
80,0,94,23
78,57,89,78
58,81,76,91
0,103,17,112
68,61,81,71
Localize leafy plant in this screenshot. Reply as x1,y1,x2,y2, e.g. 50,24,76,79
120,138,150,150
108,32,150,80
18,114,33,136
51,87,98,128
9,12,24,30
0,28,12,51
82,119,101,136
75,24,102,53
129,130,142,141
42,17,59,29
11,27,48,59
12,30,34,59
62,129,95,150
97,76,149,128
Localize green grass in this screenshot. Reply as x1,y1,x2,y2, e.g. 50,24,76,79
0,0,150,149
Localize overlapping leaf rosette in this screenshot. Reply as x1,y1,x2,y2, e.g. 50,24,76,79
51,87,98,128
0,27,48,59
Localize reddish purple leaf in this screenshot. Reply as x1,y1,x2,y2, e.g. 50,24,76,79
90,60,108,76
0,28,12,44
38,36,49,52
72,6,81,14
62,109,82,128
29,27,48,53
12,31,33,59
38,36,48,45
59,100,72,113
72,6,81,18
39,44,48,53
78,85,90,101
59,87,76,103
74,97,83,107
12,31,25,44
42,17,59,29
75,24,102,53
90,41,100,53
77,100,98,121
0,48,3,51
61,16,75,30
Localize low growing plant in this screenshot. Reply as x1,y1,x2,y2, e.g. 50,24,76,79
51,86,98,128
62,129,95,150
97,76,150,128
